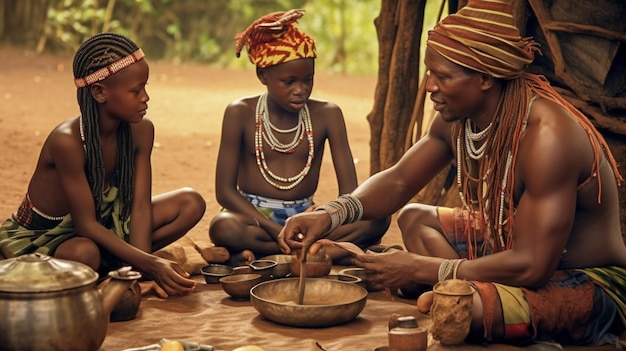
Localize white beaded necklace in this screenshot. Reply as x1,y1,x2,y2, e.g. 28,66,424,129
464,118,492,160
456,120,511,253
254,93,314,190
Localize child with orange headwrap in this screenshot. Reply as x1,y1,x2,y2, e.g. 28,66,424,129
209,9,390,266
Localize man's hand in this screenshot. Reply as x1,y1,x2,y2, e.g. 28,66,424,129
355,250,421,292
277,210,331,255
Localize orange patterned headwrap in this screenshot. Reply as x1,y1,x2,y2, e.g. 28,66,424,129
235,9,316,68
427,0,541,79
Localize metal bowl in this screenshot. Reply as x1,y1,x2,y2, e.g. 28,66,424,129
339,267,381,291
250,278,368,327
260,254,292,278
249,259,277,281
321,274,363,286
219,273,262,300
201,264,234,284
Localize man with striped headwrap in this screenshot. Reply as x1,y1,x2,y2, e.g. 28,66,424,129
279,0,626,347
209,10,390,266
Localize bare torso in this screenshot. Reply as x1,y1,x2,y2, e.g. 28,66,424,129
225,95,353,201
455,97,626,269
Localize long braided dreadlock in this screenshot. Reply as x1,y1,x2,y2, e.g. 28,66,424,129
72,32,137,223
453,72,624,258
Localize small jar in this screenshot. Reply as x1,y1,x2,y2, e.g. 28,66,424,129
388,316,427,351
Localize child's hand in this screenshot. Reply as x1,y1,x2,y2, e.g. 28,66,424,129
148,257,197,297
139,281,168,298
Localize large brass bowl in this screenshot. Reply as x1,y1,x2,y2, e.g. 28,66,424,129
250,278,368,327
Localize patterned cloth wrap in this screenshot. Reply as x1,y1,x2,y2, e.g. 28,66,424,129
234,9,316,68
241,192,313,226
0,186,130,272
438,206,626,346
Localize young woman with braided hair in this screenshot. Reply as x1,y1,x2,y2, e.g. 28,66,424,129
0,33,206,298
279,0,626,347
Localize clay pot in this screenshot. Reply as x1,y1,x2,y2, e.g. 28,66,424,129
430,279,475,345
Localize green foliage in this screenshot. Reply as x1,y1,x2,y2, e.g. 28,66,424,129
44,0,114,51
1,0,386,75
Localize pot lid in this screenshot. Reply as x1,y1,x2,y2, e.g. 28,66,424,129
0,253,98,292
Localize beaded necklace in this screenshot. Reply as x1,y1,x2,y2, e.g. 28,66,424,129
464,119,492,160
254,92,314,190
456,118,512,253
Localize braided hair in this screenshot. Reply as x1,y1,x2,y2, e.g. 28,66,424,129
72,32,136,223
455,73,623,258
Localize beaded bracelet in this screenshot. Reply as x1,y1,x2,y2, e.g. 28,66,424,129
314,194,364,235
437,258,466,282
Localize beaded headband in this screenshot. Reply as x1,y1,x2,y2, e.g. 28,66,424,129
74,48,145,88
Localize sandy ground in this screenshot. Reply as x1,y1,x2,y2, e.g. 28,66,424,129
0,47,402,252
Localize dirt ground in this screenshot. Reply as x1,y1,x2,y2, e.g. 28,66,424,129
0,47,402,251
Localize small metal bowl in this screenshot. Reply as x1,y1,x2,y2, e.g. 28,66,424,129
249,259,277,281
339,267,377,291
260,254,292,278
233,265,253,275
201,264,234,284
219,273,262,300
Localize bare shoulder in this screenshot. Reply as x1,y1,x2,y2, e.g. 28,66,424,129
306,97,343,122
523,97,590,153
130,117,155,146
518,97,594,183
426,113,455,147
226,95,258,112
222,95,259,121
306,97,341,112
45,117,84,157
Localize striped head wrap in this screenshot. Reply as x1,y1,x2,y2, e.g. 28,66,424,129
235,9,316,68
427,0,541,79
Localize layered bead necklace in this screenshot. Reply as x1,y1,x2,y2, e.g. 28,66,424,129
464,118,492,160
254,92,314,190
457,117,512,253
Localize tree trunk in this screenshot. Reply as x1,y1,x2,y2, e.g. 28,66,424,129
368,0,425,175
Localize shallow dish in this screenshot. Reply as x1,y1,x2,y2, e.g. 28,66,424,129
250,277,368,327
219,273,262,300
201,264,234,284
